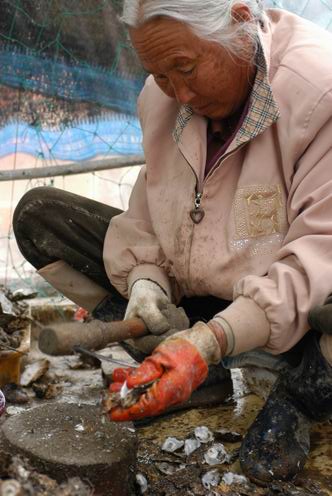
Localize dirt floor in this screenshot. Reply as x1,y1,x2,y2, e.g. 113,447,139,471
0,298,331,495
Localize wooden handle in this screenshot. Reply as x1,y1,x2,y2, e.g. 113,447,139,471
38,318,147,356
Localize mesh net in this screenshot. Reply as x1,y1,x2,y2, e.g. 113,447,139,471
1,0,332,292
0,0,146,161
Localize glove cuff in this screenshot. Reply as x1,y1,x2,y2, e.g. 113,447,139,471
128,265,173,300
167,322,222,365
129,278,169,300
207,319,229,356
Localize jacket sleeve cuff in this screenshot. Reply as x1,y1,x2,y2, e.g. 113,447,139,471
214,296,271,356
127,264,173,300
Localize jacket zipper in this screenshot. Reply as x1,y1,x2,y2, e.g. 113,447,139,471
190,191,204,224
190,143,246,224
180,143,245,292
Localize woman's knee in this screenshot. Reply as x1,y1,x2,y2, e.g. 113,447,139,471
13,187,54,229
13,186,70,236
13,187,60,268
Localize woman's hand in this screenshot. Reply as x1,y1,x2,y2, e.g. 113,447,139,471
106,322,225,421
125,279,188,335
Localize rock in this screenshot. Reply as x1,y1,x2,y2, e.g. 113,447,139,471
1,403,137,495
2,384,29,405
32,382,62,400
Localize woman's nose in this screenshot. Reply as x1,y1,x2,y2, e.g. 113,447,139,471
171,80,196,105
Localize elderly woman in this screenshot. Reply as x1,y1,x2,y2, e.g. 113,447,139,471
13,0,332,484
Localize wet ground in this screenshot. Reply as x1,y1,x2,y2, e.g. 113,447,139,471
136,369,332,496
1,301,331,495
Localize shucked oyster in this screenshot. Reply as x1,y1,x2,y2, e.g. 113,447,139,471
103,380,156,412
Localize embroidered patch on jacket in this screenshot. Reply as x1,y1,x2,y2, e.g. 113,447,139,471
233,183,287,240
231,184,288,256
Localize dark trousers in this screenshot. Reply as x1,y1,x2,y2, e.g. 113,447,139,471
13,186,230,325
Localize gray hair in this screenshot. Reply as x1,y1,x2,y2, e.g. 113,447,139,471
122,1,264,59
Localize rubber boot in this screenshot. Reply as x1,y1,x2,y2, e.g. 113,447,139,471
239,333,332,484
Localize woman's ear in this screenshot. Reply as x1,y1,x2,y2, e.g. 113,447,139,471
231,4,252,24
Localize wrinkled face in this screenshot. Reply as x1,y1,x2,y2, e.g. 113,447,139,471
130,17,255,120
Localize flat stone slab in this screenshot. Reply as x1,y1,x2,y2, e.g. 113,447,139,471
1,403,137,495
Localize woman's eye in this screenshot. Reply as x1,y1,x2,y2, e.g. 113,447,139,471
180,66,196,75
154,74,168,81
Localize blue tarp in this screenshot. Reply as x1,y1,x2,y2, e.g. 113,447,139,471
0,116,142,161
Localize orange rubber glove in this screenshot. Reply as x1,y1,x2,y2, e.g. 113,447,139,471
108,337,209,421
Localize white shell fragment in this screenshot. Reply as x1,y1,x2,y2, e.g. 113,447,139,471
162,437,184,453
222,472,248,485
0,292,15,314
20,359,49,387
204,443,228,466
194,426,214,444
17,465,30,480
120,381,131,400
156,462,186,475
6,406,26,416
136,473,148,494
0,479,23,495
74,423,85,432
184,438,201,456
202,469,220,489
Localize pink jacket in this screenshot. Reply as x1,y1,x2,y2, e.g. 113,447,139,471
104,9,332,355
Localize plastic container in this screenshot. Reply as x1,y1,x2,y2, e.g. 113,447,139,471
0,327,31,387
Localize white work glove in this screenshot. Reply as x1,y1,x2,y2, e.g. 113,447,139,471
125,279,188,335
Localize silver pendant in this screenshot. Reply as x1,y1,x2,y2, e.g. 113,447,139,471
190,208,205,224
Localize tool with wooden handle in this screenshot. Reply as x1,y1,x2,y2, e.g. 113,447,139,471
38,318,147,356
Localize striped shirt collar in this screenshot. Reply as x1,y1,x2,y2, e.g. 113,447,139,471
173,42,280,146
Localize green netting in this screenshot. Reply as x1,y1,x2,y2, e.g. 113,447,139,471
0,0,145,161
0,0,145,110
